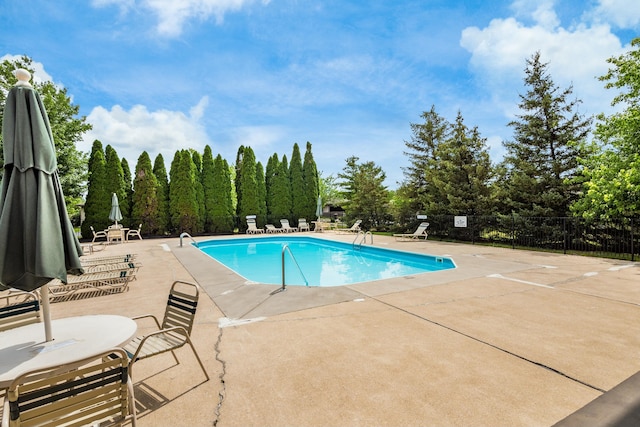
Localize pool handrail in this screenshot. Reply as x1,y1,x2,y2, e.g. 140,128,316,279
180,232,198,248
353,230,373,249
272,244,309,294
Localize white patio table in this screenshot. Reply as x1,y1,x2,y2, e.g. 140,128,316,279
0,314,137,389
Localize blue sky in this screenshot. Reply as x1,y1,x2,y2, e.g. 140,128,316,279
1,0,637,188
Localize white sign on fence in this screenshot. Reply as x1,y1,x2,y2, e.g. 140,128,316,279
454,216,467,228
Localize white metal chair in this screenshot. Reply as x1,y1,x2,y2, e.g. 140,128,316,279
127,223,143,240
90,226,108,243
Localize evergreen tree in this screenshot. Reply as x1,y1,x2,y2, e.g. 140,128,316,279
234,146,245,218
121,158,133,227
236,147,260,231
572,37,640,218
302,142,319,221
82,141,109,238
153,154,171,234
169,150,199,234
191,150,205,233
338,156,390,229
256,161,267,224
496,52,592,217
265,154,279,223
131,151,159,234
104,145,128,225
270,155,292,223
201,146,216,232
402,105,451,215
425,112,492,215
289,143,305,226
210,154,235,233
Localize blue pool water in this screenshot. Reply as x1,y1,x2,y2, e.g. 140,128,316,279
196,236,455,287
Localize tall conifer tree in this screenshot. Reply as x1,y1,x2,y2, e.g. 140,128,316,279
132,151,159,234
289,143,305,226
82,140,109,237
302,141,319,221
153,154,170,234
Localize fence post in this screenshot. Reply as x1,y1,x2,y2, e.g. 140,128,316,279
511,213,515,250
563,217,567,255
632,218,635,262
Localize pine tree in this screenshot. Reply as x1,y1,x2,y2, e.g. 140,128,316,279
425,112,492,215
289,143,305,226
302,141,319,221
201,146,216,232
270,155,292,223
104,145,128,225
169,150,199,234
402,105,451,215
121,158,133,227
236,147,260,231
82,140,109,237
153,154,170,234
191,150,205,233
131,151,159,234
234,146,245,218
210,154,235,233
256,162,267,225
265,154,279,223
496,52,592,217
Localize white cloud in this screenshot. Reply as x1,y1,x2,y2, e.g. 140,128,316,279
81,96,211,166
92,0,271,36
590,0,640,29
460,6,627,121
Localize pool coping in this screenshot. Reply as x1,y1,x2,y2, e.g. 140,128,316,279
172,232,541,320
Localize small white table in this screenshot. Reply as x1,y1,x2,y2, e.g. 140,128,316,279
0,314,137,389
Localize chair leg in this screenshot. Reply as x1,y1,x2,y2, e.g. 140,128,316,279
185,335,210,381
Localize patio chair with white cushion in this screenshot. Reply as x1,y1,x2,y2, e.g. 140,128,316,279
280,219,296,232
298,218,311,232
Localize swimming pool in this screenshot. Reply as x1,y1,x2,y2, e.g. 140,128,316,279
196,236,455,287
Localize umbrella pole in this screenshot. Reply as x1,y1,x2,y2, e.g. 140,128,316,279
41,284,53,341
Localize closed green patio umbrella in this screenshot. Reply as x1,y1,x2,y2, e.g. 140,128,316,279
109,192,123,226
0,69,84,340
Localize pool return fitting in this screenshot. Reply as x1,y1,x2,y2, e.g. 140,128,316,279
270,244,309,295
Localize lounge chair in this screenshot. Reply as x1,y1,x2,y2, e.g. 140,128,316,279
246,218,265,234
123,280,209,382
47,267,137,300
3,348,137,427
90,225,108,243
83,260,143,274
280,219,296,232
336,219,362,234
107,227,125,243
265,224,283,233
298,218,311,232
127,223,143,240
80,254,137,265
0,291,40,332
394,222,430,241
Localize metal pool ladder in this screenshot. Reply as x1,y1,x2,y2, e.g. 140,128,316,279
353,230,373,249
271,244,309,294
179,232,198,247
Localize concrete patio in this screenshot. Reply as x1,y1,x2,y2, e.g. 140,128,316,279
51,233,640,426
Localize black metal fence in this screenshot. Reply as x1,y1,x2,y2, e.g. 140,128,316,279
412,215,639,261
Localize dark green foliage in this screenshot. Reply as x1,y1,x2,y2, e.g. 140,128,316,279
192,150,205,233
302,142,319,220
268,154,292,223
210,154,235,233
236,147,260,231
496,52,592,217
265,154,278,222
289,143,305,225
121,158,133,227
131,151,159,234
425,112,492,215
169,150,199,234
234,146,245,217
104,145,128,226
338,156,391,229
256,162,267,225
402,105,450,215
153,154,171,234
201,146,216,232
82,141,110,237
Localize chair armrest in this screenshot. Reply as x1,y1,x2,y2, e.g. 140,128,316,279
131,313,162,329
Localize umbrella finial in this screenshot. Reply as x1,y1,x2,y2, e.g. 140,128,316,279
14,68,32,87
